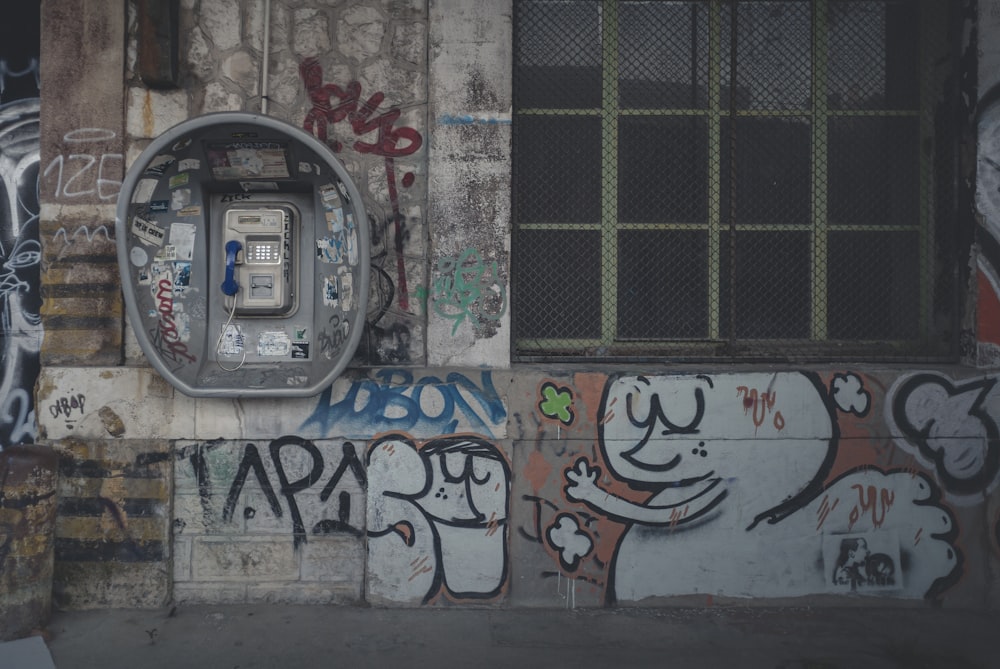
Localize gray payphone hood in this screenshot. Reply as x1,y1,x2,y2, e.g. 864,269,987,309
115,112,370,397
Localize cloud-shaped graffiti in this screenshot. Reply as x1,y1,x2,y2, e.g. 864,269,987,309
831,372,870,417
563,372,960,602
545,513,593,570
888,373,1000,501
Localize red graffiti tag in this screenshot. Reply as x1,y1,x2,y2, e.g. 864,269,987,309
300,58,421,157
300,57,424,310
736,386,784,431
847,484,895,531
155,279,196,364
815,494,840,532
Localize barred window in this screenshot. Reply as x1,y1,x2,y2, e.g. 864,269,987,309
511,0,959,361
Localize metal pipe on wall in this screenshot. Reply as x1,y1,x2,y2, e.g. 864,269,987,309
261,0,271,114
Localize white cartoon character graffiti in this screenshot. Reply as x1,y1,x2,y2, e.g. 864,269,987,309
366,434,509,604
564,372,960,602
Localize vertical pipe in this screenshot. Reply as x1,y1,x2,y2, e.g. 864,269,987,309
261,0,271,114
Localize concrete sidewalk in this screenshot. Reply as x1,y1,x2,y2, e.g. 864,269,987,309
35,604,997,669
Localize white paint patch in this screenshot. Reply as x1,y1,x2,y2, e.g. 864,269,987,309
130,246,148,266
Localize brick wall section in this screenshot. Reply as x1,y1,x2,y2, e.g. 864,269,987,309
39,207,122,365
39,0,125,366
171,439,364,604
51,438,171,609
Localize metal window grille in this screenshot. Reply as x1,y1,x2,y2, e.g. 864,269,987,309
511,0,959,361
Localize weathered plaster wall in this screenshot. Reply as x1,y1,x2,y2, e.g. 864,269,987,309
425,0,512,366
19,0,1000,615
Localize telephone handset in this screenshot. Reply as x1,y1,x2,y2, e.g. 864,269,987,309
220,205,297,317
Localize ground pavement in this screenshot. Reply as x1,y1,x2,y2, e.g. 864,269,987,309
3,604,996,669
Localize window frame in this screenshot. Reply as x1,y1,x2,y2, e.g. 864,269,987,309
510,0,961,362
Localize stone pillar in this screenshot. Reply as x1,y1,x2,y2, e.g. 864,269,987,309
0,445,59,641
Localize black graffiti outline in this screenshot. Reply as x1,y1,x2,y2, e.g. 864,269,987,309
269,436,325,548
222,442,282,524
891,373,1000,497
367,433,510,603
0,98,41,449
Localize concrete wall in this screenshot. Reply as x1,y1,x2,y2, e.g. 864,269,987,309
13,0,1000,613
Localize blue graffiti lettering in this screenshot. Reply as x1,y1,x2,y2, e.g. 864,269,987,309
301,369,506,439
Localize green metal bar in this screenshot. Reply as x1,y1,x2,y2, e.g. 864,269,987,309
514,336,926,352
707,0,722,340
619,109,717,116
620,223,713,231
600,0,619,347
522,219,922,233
515,338,604,349
811,0,829,340
517,108,603,116
519,107,920,119
519,223,604,231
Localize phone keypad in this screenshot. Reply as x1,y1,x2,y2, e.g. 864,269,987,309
247,241,281,264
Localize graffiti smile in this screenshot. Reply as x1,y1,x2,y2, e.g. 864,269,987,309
621,446,681,472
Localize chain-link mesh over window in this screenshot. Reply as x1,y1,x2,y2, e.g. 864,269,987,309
511,0,959,361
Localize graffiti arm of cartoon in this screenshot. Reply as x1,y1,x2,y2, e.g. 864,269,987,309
564,457,726,526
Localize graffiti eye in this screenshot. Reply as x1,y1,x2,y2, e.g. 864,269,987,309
6,239,40,269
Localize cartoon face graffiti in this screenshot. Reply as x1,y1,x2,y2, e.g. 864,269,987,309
366,435,510,604
562,372,960,602
569,373,837,530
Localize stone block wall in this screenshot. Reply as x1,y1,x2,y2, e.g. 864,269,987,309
19,0,1000,615
51,438,171,609
171,438,365,604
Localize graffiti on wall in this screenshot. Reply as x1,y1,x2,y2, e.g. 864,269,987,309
0,7,40,450
41,128,123,203
175,436,366,548
538,380,575,426
888,372,1000,501
415,248,507,336
300,369,507,440
366,433,510,604
300,57,423,364
173,431,509,604
520,372,963,604
975,78,1000,362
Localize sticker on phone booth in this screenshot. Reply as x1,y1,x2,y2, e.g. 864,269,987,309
325,208,344,232
219,324,244,356
132,179,158,204
322,275,339,307
337,268,354,311
258,331,291,356
132,217,166,246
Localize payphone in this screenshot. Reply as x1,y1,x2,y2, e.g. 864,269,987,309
115,113,369,397
221,205,296,317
